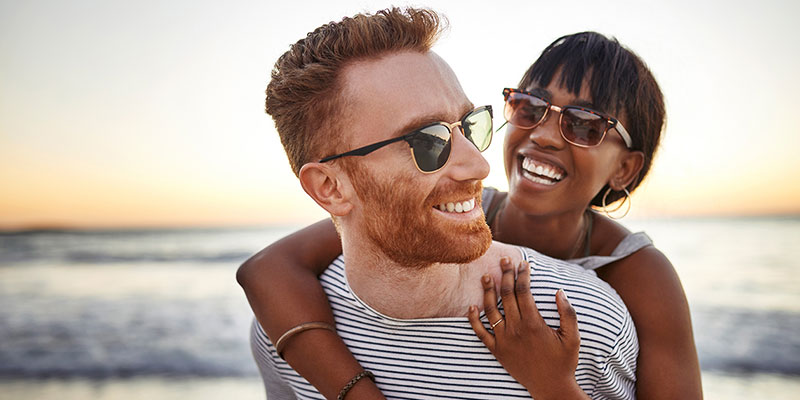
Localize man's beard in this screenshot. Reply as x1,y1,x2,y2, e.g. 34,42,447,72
347,163,492,270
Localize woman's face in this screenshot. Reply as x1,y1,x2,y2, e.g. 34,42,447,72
503,73,632,217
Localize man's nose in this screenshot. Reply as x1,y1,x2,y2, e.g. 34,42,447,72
444,126,490,181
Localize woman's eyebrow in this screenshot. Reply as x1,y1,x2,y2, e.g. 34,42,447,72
571,99,597,109
529,87,550,99
530,87,598,109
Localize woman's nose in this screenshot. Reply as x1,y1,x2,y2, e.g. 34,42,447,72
528,110,566,150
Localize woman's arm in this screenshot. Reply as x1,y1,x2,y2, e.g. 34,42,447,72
236,219,385,400
597,246,703,399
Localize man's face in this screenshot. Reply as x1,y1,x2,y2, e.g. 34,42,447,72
337,51,492,268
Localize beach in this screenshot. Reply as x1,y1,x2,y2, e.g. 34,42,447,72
1,217,798,399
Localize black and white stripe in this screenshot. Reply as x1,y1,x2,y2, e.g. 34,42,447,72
251,246,637,399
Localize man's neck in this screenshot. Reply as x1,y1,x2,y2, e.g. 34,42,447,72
342,239,521,319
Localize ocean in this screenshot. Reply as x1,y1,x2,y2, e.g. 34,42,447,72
1,217,798,399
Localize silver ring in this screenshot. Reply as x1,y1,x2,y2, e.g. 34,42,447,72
490,318,504,329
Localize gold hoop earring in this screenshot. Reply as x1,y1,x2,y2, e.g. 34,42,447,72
602,186,631,219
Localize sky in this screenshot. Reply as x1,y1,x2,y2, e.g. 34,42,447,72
1,0,799,229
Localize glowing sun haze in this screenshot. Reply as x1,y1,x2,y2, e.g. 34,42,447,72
1,0,798,229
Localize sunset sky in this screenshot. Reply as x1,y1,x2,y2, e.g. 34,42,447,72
1,0,798,229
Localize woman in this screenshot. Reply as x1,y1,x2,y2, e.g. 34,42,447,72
238,32,702,399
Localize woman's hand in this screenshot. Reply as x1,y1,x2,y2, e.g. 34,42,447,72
468,257,589,400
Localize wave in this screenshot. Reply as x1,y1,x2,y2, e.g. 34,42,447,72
0,229,281,265
692,307,800,376
0,358,256,379
0,296,259,379
0,250,254,265
64,250,253,264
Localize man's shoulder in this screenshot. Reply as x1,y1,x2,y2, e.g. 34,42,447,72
518,246,629,319
318,254,349,291
321,254,346,272
520,245,602,283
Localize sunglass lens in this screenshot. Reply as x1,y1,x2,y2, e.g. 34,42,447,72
561,108,607,146
505,92,548,129
463,107,493,152
409,125,452,172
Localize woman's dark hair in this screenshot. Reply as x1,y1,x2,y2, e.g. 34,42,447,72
519,31,665,206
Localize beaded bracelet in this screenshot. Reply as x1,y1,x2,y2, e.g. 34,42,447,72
274,321,336,359
337,370,375,400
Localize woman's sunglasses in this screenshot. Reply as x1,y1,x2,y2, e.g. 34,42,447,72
501,88,632,149
319,105,493,173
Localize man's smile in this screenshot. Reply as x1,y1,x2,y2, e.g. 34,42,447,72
435,198,476,213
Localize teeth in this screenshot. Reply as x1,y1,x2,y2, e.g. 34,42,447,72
522,157,564,181
522,170,557,186
436,199,476,214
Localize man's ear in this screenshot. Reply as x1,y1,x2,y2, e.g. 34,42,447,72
298,162,354,217
609,150,645,190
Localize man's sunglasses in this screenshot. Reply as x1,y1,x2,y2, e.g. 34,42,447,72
319,105,493,173
500,88,632,149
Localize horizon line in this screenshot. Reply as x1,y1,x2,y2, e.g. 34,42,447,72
2,211,800,234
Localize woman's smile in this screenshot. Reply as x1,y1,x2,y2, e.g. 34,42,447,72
518,154,566,187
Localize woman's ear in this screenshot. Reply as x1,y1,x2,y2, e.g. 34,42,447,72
298,162,354,217
609,150,645,190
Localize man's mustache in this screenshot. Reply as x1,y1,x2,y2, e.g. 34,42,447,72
425,181,483,208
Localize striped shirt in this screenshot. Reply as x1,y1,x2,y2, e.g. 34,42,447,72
251,246,638,399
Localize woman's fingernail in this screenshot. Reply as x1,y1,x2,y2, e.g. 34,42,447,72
558,288,569,301
483,275,491,284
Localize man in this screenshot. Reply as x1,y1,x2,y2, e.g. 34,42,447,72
250,7,637,399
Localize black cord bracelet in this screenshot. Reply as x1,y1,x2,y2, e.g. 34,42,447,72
337,370,375,400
